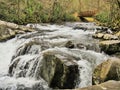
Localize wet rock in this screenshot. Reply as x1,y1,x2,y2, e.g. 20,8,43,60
99,40,120,54
65,41,75,48
93,58,120,85
73,23,97,30
76,43,86,50
15,41,41,56
40,52,79,89
77,80,120,90
9,58,21,76
76,42,100,52
12,39,51,60
73,26,87,30
9,55,37,77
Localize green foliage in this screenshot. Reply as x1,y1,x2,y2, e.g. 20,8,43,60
24,1,43,24
50,1,63,22
109,0,120,29
0,0,78,24
63,13,76,21
0,2,18,23
50,1,77,22
95,12,110,23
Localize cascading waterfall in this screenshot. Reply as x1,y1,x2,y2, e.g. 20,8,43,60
0,38,48,90
0,22,109,90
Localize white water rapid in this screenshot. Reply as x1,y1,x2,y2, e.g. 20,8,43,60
0,22,108,90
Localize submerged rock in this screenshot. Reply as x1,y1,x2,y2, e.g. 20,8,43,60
93,58,120,85
99,40,120,54
65,41,75,48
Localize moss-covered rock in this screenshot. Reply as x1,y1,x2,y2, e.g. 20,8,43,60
99,40,120,54
93,58,120,85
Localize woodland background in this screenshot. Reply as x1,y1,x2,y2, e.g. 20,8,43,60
0,0,119,29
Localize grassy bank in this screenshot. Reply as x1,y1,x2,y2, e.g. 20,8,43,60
0,0,78,24
0,0,119,29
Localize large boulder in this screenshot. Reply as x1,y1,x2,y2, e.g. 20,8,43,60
39,52,79,89
99,40,120,55
77,80,120,90
93,58,120,85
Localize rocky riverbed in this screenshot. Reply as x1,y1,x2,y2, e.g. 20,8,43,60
0,21,120,90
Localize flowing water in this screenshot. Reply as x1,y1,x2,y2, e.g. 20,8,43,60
0,22,108,90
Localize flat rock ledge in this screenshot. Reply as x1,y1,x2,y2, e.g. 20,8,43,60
0,20,35,41
93,33,118,40
99,40,120,55
76,80,120,90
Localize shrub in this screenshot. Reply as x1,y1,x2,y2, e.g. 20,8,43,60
95,11,110,23
63,13,77,21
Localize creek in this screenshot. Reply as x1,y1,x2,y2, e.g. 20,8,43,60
0,22,109,90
